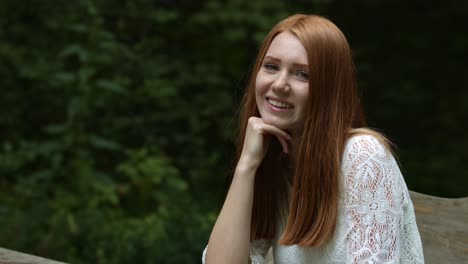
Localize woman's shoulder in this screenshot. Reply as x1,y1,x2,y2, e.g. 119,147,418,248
343,128,393,158
340,128,398,177
340,128,412,215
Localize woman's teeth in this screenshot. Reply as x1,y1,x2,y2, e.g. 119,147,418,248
268,98,293,109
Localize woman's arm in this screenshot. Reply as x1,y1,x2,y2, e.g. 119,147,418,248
205,117,290,264
205,161,257,264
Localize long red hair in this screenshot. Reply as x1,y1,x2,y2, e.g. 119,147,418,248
236,14,370,246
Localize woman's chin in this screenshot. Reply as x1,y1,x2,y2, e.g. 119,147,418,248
262,119,301,137
262,118,289,130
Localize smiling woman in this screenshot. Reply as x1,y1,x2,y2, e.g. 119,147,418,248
203,14,424,264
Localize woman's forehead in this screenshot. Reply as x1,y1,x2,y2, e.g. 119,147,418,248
265,32,308,65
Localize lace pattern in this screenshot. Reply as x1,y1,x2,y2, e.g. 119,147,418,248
340,135,424,263
201,239,271,264
250,240,272,263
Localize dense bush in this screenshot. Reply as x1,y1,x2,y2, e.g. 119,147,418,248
0,0,466,263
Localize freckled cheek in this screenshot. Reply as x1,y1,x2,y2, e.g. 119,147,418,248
255,74,270,96
255,78,265,108
298,85,309,101
296,86,309,115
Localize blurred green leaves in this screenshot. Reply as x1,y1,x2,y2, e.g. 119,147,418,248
0,0,319,263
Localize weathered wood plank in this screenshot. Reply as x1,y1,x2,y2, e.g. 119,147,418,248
410,191,468,264
0,247,67,264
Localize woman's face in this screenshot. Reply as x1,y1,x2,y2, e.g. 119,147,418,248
255,32,309,134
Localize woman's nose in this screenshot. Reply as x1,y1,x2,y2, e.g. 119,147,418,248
271,71,290,94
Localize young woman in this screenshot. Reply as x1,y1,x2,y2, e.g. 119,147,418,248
203,14,424,263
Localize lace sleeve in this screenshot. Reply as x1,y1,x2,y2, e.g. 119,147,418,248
201,239,272,264
341,135,422,263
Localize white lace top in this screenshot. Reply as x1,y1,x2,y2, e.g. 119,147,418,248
203,135,424,263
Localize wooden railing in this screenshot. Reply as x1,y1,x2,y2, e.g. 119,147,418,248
0,191,466,263
0,247,67,264
411,191,468,263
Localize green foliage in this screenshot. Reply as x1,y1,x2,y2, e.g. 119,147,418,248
0,0,317,263
0,0,466,263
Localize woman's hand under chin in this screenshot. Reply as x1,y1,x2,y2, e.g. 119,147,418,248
238,117,291,171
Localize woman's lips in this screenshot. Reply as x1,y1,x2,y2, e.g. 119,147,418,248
266,97,293,112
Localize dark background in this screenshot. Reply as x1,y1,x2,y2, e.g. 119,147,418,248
0,0,466,263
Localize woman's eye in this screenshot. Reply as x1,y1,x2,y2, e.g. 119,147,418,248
264,63,279,71
295,70,309,81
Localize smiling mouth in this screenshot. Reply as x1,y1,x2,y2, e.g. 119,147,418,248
267,98,293,109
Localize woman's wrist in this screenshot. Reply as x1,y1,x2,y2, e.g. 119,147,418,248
235,158,259,180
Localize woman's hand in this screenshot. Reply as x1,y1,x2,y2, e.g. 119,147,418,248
239,117,291,169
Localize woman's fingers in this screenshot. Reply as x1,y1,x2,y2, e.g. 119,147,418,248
259,124,291,153
259,123,292,140
241,117,292,166
274,135,289,153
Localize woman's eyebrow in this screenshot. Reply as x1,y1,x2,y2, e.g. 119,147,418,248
293,62,309,68
263,55,308,68
263,55,280,62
